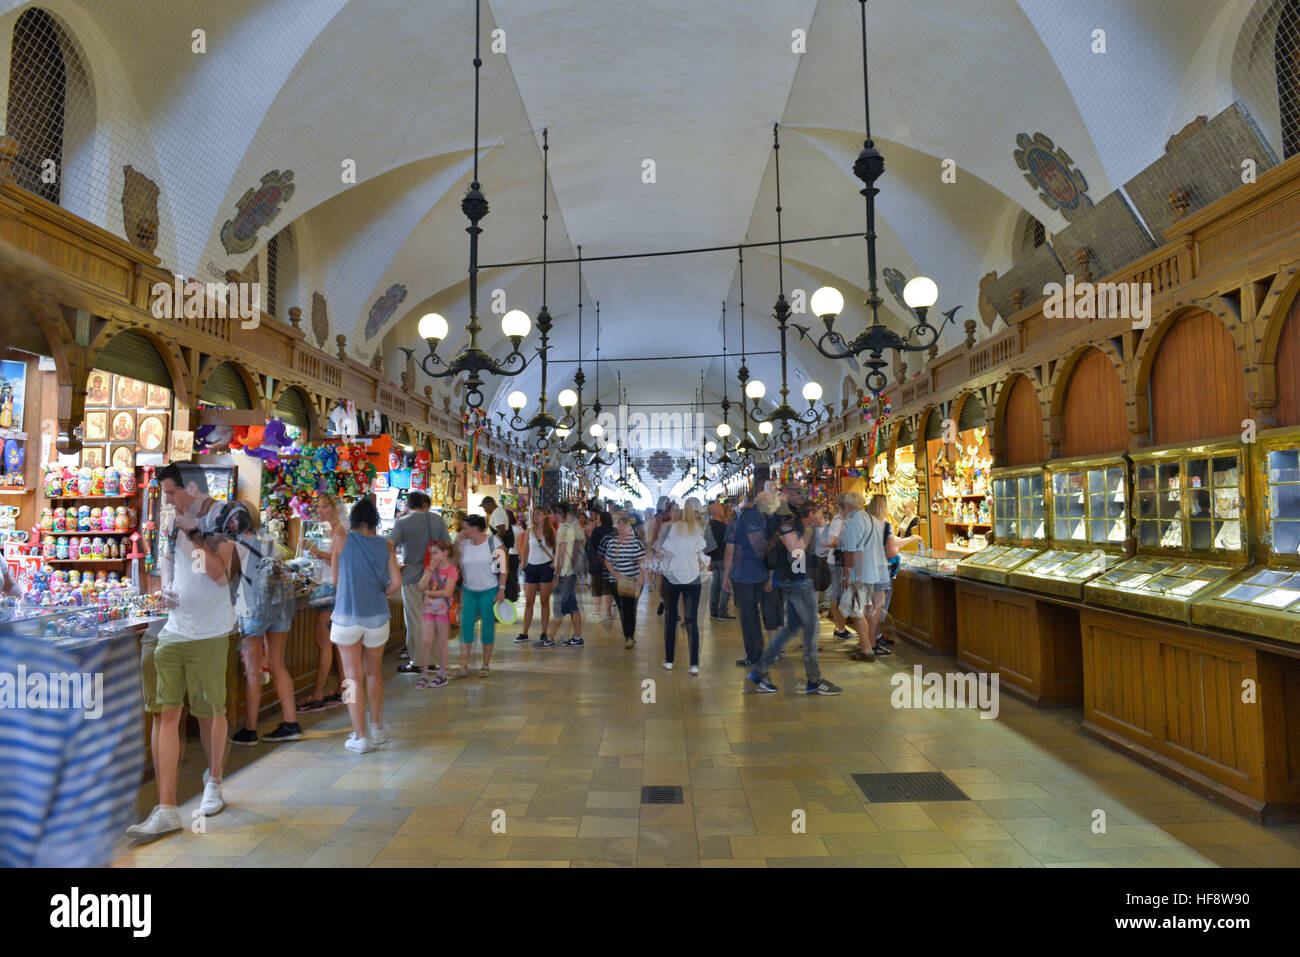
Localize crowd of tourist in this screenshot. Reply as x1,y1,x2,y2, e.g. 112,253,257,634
125,466,913,842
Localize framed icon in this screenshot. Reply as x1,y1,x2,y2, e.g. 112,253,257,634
114,375,146,408
145,383,171,409
85,371,112,407
110,409,137,443
110,444,136,472
137,412,167,453
80,445,105,469
167,429,194,462
83,410,108,443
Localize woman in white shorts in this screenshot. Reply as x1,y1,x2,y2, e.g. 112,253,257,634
330,496,401,753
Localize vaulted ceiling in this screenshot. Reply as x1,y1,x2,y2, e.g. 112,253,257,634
0,0,1281,440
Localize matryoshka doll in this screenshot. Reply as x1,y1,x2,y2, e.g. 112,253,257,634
100,505,113,530
78,466,92,496
45,465,63,497
79,536,93,559
119,468,136,495
53,506,67,532
91,467,105,496
62,468,79,496
105,467,120,496
68,569,81,587
91,536,104,558
43,536,56,560
115,507,129,531
90,507,102,531
78,505,91,531
40,507,53,531
55,536,69,560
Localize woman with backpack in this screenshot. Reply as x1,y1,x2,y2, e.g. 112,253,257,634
516,505,556,643
415,539,457,688
331,497,403,753
299,493,348,713
453,515,508,677
654,497,714,674
231,504,301,746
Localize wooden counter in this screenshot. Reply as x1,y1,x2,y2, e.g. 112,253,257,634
954,579,1083,707
890,568,957,656
1079,606,1300,824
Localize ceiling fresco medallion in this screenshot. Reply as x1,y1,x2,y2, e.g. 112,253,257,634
365,283,408,339
220,169,295,254
1014,133,1092,222
647,450,674,481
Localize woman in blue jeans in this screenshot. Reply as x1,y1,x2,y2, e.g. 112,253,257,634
654,498,714,673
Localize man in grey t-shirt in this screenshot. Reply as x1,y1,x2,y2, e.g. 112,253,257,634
387,491,448,673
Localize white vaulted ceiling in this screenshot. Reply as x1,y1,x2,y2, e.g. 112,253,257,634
0,0,1278,440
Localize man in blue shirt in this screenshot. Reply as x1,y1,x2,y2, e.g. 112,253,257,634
722,493,770,667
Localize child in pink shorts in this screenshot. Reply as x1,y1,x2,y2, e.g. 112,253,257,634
417,540,457,688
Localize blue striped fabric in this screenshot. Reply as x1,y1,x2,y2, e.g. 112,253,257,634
0,628,144,867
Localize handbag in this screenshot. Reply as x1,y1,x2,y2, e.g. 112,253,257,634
812,555,831,592
616,573,639,597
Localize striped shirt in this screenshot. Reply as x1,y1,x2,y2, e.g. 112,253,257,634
603,535,645,581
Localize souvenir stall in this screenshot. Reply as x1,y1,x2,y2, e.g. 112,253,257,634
926,424,993,557
955,465,1046,586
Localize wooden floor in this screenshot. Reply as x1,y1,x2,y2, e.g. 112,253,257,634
114,591,1300,868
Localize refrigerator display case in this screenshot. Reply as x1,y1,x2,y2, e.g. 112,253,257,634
1192,429,1300,644
957,465,1046,585
1008,455,1128,599
1084,439,1248,622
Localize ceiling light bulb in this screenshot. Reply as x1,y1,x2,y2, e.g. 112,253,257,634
759,421,773,434
507,390,528,410
903,276,939,309
418,312,448,340
501,309,531,338
745,379,766,400
605,442,616,454
555,426,570,438
705,441,717,453
802,381,823,403
557,389,577,408
716,422,731,438
810,286,844,318
589,422,603,437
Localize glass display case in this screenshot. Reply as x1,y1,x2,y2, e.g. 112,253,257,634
955,543,1043,586
899,552,959,578
1008,455,1128,599
1192,429,1300,644
989,465,1048,544
1084,439,1249,622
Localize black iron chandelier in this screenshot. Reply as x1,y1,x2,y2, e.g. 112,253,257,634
505,128,559,448
744,124,829,445
558,265,615,469
402,0,533,410
733,246,773,459
808,0,946,396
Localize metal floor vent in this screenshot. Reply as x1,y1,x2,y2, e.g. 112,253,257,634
851,772,970,803
641,785,684,805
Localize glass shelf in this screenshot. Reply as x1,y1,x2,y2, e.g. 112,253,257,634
1130,442,1247,558
990,467,1047,544
1046,456,1129,548
1007,546,1122,599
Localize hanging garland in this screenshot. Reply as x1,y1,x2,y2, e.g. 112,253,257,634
462,408,488,469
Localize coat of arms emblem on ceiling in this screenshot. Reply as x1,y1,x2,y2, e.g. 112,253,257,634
365,284,408,339
647,451,674,481
1013,133,1092,222
220,169,295,255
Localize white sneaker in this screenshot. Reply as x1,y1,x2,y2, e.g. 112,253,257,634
663,661,673,671
199,779,224,816
344,733,370,754
368,723,391,747
125,805,182,843
689,665,699,675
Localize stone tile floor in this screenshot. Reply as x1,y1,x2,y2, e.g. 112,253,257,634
114,596,1300,868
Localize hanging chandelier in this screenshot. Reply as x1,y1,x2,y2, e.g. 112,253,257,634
744,124,828,446
558,267,615,469
704,306,740,469
504,128,559,448
808,0,946,396
402,0,533,410
732,246,773,459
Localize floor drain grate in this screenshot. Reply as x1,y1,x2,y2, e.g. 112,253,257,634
641,785,684,805
851,772,970,803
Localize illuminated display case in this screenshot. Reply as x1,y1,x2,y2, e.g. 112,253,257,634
1192,429,1300,644
1008,455,1128,599
1084,440,1248,622
955,544,1042,586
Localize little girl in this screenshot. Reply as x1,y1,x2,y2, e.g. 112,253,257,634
417,540,457,689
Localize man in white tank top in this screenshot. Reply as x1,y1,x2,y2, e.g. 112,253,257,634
127,464,239,843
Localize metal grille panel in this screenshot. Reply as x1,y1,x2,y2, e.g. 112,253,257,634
851,772,970,804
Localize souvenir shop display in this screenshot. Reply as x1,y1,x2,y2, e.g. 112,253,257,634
1084,439,1249,623
1004,455,1129,599
1191,429,1300,644
926,426,993,555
